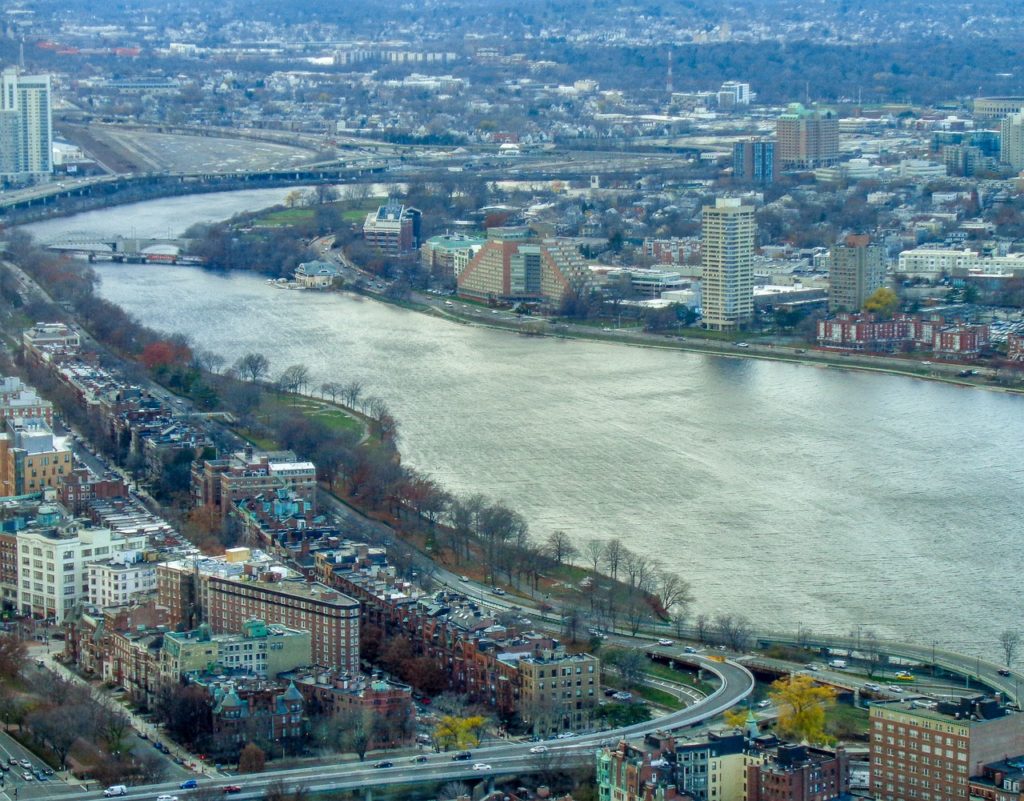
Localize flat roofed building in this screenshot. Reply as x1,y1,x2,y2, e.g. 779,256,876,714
0,68,52,181
161,619,311,679
701,198,756,331
776,103,839,170
829,235,887,313
870,696,1024,801
0,417,72,498
17,519,147,622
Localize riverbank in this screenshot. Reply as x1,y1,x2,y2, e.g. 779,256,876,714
415,297,1023,397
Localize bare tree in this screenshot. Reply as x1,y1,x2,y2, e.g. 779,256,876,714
999,629,1021,667
625,597,650,635
320,381,344,402
656,571,694,619
582,537,606,575
544,530,579,566
695,613,711,644
234,352,270,383
612,649,647,688
603,538,626,580
562,604,582,644
342,379,364,409
277,364,311,395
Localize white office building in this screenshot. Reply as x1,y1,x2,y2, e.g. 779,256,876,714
0,67,53,182
88,551,158,608
17,522,147,622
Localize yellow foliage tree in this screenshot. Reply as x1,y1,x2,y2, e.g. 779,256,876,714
432,715,488,751
723,707,748,728
768,674,836,745
863,287,900,318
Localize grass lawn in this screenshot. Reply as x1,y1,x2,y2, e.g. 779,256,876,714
341,197,388,222
602,673,684,711
255,207,316,226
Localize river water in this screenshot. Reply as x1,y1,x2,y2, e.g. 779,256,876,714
21,191,1024,657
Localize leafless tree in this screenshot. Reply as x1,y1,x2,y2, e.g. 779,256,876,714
713,613,753,651
603,538,625,580
582,537,606,575
234,352,270,383
562,604,582,644
695,613,711,644
625,597,650,635
341,379,364,409
656,571,694,619
544,530,579,566
320,381,344,402
277,364,311,395
999,629,1021,667
612,648,647,688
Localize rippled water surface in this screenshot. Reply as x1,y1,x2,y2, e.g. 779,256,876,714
24,197,1024,657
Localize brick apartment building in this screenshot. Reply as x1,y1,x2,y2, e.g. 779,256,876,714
817,313,990,358
870,696,1024,801
191,449,317,519
159,556,360,674
747,743,850,801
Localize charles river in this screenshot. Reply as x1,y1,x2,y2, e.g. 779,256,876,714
22,189,1024,659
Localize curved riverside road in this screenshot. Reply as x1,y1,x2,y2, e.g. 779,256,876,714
22,656,753,801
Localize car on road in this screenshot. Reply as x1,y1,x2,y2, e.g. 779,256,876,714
657,638,674,646
223,786,242,794
492,587,506,595
157,795,180,801
34,771,49,781
863,682,881,692
104,786,128,797
556,732,576,739
999,668,1012,676
887,684,904,693
451,751,473,761
23,772,34,780
179,780,198,789
757,700,771,708
894,671,915,681
472,763,492,771
373,761,394,769
684,646,698,653
411,755,428,763
459,575,470,582
736,342,750,348
19,760,31,769
529,745,548,754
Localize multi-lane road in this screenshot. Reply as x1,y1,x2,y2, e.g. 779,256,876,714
18,655,753,801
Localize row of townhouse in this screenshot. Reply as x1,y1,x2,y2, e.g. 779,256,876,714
313,542,601,735
597,728,852,801
816,313,990,358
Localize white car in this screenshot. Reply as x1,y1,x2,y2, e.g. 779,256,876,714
472,763,491,771
158,795,180,801
657,639,674,646
529,745,548,754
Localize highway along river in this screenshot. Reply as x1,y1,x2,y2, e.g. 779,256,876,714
22,191,1024,658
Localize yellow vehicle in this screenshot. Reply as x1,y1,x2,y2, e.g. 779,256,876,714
894,671,915,681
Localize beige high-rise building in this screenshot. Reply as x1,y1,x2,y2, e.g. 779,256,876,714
0,67,52,181
701,198,756,331
776,103,839,170
829,235,887,312
1000,112,1024,170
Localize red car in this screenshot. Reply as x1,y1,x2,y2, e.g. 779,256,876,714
223,787,242,794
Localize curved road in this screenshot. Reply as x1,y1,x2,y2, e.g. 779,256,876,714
25,656,753,801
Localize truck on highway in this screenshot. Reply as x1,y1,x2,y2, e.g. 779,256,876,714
828,659,848,669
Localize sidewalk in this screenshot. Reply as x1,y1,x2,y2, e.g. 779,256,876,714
35,650,226,781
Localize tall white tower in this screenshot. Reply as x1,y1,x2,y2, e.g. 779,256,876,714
0,67,53,181
701,198,756,331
